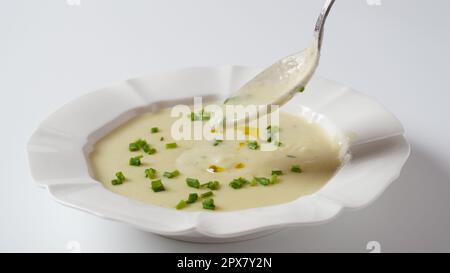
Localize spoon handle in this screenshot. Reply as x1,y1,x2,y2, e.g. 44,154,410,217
314,0,336,50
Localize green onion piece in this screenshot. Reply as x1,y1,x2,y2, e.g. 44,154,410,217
163,170,180,179
129,142,140,152
141,143,149,152
296,86,305,93
271,170,283,176
253,177,271,186
276,141,283,147
176,200,187,210
201,191,213,198
111,171,126,185
190,112,198,121
213,139,223,146
116,171,125,182
247,141,259,150
202,198,215,210
129,155,143,166
160,137,164,141
151,179,165,192
151,127,159,134
142,144,157,155
229,177,249,189
187,193,198,204
129,139,156,153
129,139,147,152
200,108,211,121
190,109,210,121
165,142,178,149
186,178,200,189
111,179,122,185
205,181,220,190
266,126,280,143
291,165,303,173
287,155,296,158
270,174,278,184
145,168,157,179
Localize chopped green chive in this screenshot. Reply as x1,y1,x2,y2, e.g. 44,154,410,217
163,170,180,179
176,200,187,210
201,191,213,198
165,142,178,149
151,127,159,134
115,171,125,181
271,174,278,184
266,126,280,144
253,177,271,186
151,179,165,192
190,112,198,121
202,181,220,190
296,86,305,93
111,171,125,185
145,168,157,179
160,136,164,141
129,155,143,166
247,141,259,150
291,165,303,173
213,139,223,146
202,198,215,210
146,148,157,155
129,139,147,152
129,142,140,152
129,139,155,154
190,109,211,121
186,178,200,189
128,139,142,151
287,155,296,158
229,177,249,189
187,193,198,204
199,108,211,121
111,179,122,185
276,141,283,147
142,144,157,155
272,170,283,176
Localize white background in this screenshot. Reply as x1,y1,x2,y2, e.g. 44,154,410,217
1,0,450,252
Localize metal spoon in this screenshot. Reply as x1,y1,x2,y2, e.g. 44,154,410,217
223,0,336,113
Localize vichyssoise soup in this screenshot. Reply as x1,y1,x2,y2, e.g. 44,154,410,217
90,107,341,211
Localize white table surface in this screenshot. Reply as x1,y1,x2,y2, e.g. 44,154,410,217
1,0,450,252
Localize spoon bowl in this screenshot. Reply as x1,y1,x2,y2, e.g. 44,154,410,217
223,0,336,114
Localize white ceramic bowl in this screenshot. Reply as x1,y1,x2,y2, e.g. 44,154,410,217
27,66,410,243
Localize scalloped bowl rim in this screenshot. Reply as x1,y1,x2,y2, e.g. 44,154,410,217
27,65,410,242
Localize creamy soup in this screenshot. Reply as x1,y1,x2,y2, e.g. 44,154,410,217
89,107,341,211
224,42,319,107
